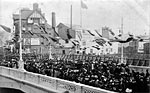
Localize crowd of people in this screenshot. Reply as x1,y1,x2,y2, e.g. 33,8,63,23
0,55,150,93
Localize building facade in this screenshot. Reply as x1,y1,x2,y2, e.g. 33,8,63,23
13,3,55,55
102,26,114,40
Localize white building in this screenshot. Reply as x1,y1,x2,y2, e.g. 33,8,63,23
78,29,119,55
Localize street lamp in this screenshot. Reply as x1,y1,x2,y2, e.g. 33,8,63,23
18,9,25,71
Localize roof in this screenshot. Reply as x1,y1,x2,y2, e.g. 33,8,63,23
13,9,32,20
57,23,76,40
57,23,81,30
13,9,46,20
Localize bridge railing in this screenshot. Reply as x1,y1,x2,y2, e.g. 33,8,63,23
0,66,115,93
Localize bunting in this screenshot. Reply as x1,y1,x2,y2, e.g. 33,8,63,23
77,31,82,41
87,30,95,36
71,41,77,46
109,29,115,36
0,25,11,33
67,29,73,39
28,31,34,35
95,30,102,37
53,27,59,37
92,46,100,50
113,36,134,43
49,36,58,42
40,25,48,34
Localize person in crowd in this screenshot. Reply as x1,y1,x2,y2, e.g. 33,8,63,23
0,54,149,93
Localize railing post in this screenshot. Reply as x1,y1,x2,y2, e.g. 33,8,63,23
55,79,58,90
38,75,40,84
24,72,26,80
0,66,2,74
8,68,10,75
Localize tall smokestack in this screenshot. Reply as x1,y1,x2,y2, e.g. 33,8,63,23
52,12,56,28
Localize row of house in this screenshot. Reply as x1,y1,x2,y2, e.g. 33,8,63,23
11,3,150,56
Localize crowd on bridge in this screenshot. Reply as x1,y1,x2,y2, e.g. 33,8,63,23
0,55,150,93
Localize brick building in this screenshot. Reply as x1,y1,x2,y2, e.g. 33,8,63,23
13,3,55,55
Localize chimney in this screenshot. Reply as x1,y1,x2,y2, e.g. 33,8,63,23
52,12,56,28
33,3,39,10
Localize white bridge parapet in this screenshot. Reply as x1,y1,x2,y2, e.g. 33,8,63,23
0,66,116,93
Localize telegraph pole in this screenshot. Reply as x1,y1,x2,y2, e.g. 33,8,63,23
121,17,124,63
18,9,25,71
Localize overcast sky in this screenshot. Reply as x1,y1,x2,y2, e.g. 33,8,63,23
0,0,149,35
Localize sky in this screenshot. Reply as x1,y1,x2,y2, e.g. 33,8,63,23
0,0,149,36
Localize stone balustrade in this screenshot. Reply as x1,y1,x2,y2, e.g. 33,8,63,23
0,66,116,93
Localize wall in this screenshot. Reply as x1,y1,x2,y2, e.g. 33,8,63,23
0,66,116,93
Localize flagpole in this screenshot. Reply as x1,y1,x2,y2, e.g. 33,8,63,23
148,2,150,59
121,17,124,63
80,0,82,27
70,5,72,29
70,4,73,55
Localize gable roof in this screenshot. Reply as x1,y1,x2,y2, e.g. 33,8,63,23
57,23,81,30
13,9,32,20
13,9,46,21
27,9,46,21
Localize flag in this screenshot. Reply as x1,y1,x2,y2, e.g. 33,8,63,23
95,42,104,46
95,38,106,44
40,34,45,39
94,38,108,46
109,29,115,36
71,41,77,46
81,0,88,9
40,25,48,34
53,27,59,37
0,25,11,33
108,41,112,46
114,37,133,43
73,40,80,44
77,31,82,41
67,29,73,39
49,36,58,42
95,30,102,37
92,46,100,50
118,34,122,37
28,31,34,35
34,24,49,34
87,30,95,36
44,36,49,41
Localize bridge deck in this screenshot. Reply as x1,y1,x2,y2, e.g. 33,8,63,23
0,66,116,93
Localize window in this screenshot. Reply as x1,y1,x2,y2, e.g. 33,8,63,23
65,40,69,43
90,49,93,54
28,27,31,31
76,45,80,50
62,50,65,54
82,30,85,33
106,48,108,52
82,41,86,46
77,51,79,54
34,27,38,30
22,27,26,31
83,51,85,54
40,18,45,24
28,18,33,23
111,48,113,52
